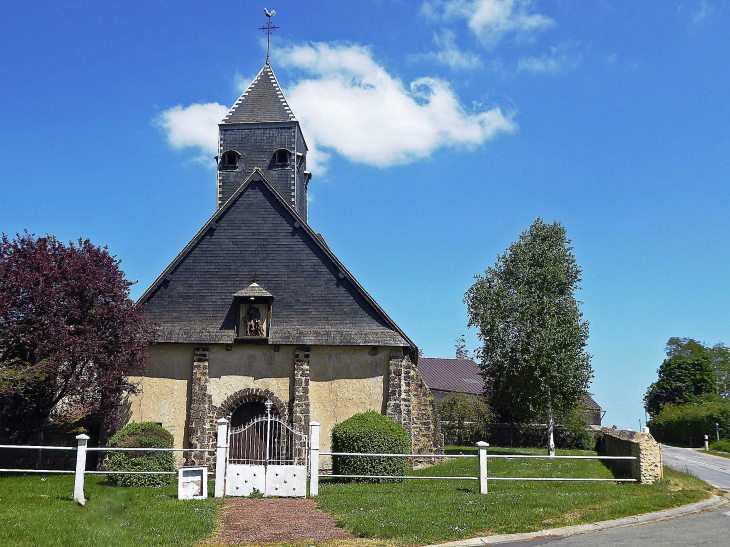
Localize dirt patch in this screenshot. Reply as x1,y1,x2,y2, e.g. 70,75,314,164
209,498,352,544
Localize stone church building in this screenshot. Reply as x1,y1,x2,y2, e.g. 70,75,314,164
126,60,441,464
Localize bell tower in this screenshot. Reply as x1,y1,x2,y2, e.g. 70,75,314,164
216,63,310,221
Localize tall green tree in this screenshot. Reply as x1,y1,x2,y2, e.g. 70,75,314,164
464,218,593,455
644,338,721,416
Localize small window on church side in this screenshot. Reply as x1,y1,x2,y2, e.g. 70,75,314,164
220,151,239,169
275,149,290,166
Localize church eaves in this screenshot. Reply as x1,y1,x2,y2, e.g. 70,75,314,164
221,64,296,124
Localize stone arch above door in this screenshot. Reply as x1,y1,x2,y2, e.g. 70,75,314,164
216,388,289,422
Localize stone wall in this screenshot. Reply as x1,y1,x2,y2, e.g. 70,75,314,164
387,350,443,455
410,366,444,455
598,427,662,484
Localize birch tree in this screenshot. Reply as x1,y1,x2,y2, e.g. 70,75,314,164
464,218,593,455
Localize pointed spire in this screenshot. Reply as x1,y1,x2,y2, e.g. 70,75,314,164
221,64,296,124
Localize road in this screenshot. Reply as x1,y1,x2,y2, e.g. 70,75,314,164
660,445,730,490
487,446,730,546
489,506,730,546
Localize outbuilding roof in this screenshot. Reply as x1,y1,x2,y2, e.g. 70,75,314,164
418,357,602,411
417,358,485,395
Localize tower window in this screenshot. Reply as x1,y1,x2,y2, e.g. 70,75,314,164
220,151,240,169
274,149,291,167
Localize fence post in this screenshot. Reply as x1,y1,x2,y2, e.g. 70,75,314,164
309,421,320,497
214,418,229,498
477,441,488,494
73,434,90,505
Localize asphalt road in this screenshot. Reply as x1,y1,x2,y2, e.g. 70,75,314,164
490,506,730,546
487,446,730,546
661,445,730,490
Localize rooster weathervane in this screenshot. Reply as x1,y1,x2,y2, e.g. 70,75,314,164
260,8,279,65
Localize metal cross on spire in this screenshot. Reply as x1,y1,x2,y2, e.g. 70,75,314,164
260,8,279,65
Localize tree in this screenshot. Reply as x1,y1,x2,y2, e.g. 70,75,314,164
455,334,470,359
437,392,493,445
464,218,593,455
644,338,719,416
0,232,157,441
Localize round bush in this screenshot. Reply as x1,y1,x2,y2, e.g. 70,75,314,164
332,411,410,479
107,422,176,487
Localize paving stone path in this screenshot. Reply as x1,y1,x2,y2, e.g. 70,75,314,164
211,498,352,544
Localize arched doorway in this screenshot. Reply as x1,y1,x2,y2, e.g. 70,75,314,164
230,401,270,428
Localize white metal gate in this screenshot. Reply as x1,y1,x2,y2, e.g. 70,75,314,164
225,402,308,497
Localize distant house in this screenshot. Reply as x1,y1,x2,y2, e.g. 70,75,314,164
417,357,604,426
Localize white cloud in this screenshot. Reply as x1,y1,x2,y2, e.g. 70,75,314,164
421,0,555,48
154,103,228,164
517,42,582,74
280,42,517,169
416,30,483,70
154,43,516,174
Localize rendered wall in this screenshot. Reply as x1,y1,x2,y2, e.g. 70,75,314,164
124,344,195,448
309,346,389,456
207,345,294,409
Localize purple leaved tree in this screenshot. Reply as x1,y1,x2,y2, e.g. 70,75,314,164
0,232,157,442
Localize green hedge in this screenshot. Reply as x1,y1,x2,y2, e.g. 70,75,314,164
332,412,410,479
709,440,730,452
647,399,730,446
107,422,176,487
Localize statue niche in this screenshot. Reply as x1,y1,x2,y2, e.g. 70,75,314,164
233,282,274,340
246,303,264,337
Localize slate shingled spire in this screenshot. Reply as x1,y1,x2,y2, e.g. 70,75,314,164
221,64,296,124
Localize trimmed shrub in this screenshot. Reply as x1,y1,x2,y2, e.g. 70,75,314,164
107,422,176,487
648,399,730,446
332,412,410,479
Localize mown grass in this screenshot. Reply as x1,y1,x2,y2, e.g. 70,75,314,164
0,474,222,547
315,446,713,545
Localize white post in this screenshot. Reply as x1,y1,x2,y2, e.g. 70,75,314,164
214,418,229,498
477,441,488,494
309,421,320,497
704,435,709,451
73,434,90,505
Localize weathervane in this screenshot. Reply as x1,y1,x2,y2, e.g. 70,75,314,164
260,8,279,65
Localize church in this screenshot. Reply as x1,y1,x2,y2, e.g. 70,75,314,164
125,57,442,465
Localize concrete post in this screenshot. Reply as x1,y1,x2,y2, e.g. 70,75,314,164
73,434,90,505
309,421,320,497
214,418,229,498
477,441,489,494
704,435,709,451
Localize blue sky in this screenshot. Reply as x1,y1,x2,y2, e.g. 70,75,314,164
1,1,728,430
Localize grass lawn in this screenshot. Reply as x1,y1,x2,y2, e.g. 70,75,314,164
703,449,730,459
0,474,222,547
315,446,714,545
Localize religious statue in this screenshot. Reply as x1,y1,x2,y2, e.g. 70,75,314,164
246,304,264,336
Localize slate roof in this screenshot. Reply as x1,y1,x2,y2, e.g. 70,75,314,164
417,358,485,395
418,357,601,411
582,394,603,412
137,169,414,349
221,64,296,124
232,283,273,298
